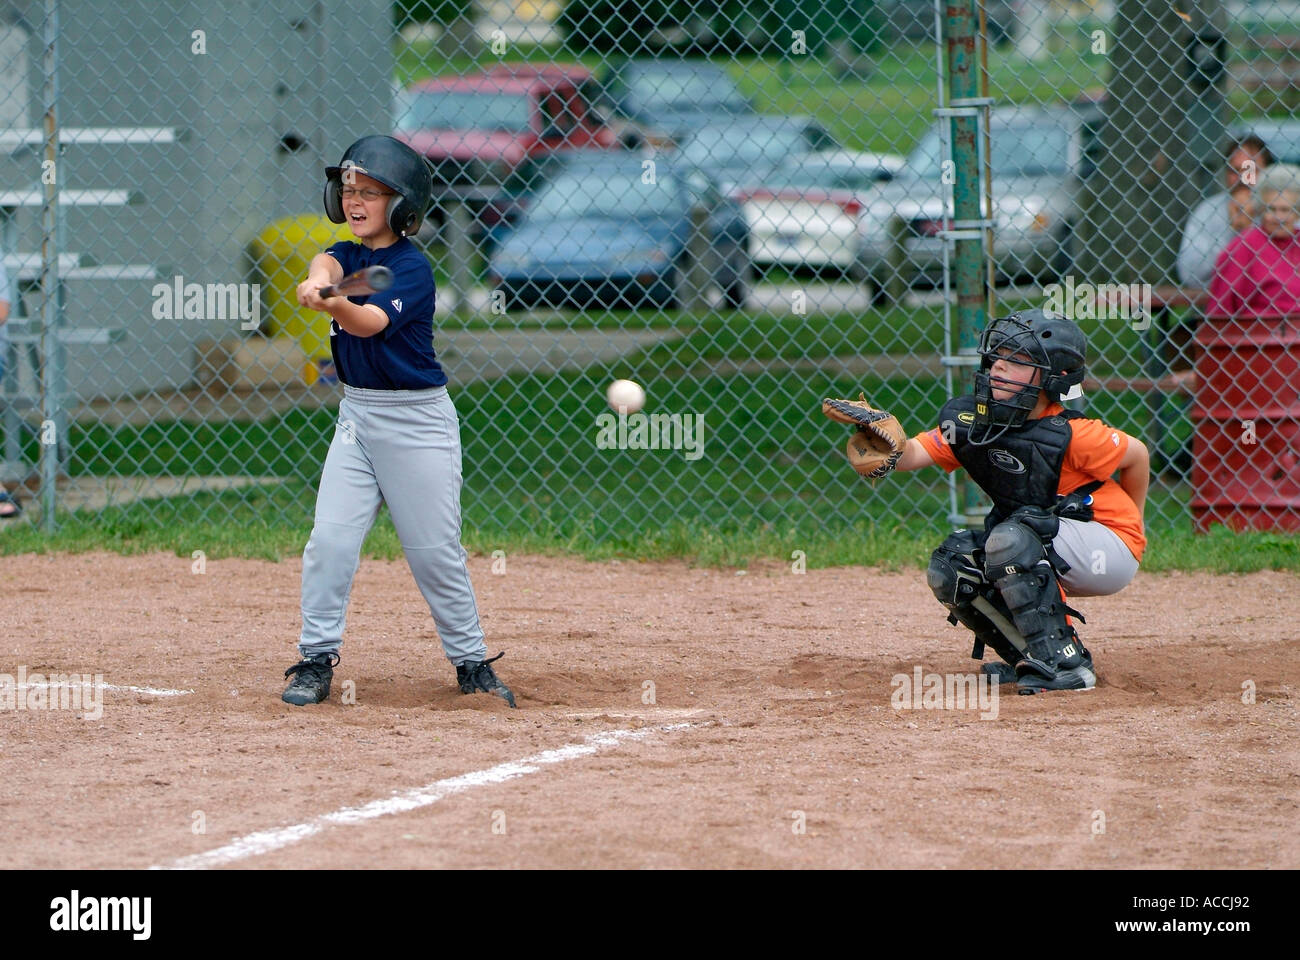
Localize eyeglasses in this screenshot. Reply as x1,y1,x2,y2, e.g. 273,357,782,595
339,186,395,201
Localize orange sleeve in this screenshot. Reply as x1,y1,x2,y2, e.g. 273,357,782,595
915,425,961,473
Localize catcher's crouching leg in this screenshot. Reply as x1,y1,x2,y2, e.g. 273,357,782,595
982,520,1097,694
927,531,1027,685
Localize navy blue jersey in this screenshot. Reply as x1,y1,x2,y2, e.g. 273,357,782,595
324,237,447,389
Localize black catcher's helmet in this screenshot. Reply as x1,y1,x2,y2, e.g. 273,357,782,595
969,308,1088,445
324,135,433,237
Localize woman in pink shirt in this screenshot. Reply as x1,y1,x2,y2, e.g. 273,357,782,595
1207,163,1300,319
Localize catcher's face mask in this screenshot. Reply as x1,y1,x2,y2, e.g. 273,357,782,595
970,317,1052,446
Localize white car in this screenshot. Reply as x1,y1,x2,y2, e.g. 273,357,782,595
731,150,905,272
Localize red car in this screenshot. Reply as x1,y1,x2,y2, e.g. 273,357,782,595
395,64,617,194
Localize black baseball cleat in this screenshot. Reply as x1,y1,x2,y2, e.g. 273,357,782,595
282,652,340,705
457,652,517,708
1015,646,1097,695
980,661,1020,686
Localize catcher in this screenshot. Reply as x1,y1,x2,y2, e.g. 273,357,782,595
823,309,1148,694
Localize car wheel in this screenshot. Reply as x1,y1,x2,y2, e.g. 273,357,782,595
666,265,687,311
723,261,751,310
1051,222,1077,278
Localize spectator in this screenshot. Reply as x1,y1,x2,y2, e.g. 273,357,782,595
1228,183,1259,235
0,255,15,520
1206,163,1300,319
1178,135,1275,289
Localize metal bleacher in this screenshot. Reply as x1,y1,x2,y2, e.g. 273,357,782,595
1,126,178,483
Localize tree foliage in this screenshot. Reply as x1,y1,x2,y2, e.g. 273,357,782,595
395,0,476,29
558,0,881,57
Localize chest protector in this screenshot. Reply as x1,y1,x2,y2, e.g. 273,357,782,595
938,395,1087,525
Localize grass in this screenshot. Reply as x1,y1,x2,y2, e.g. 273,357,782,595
3,327,1296,572
3,476,1297,574
735,45,1109,154
434,292,1165,381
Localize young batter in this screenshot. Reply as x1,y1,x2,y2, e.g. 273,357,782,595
281,135,515,708
826,309,1148,693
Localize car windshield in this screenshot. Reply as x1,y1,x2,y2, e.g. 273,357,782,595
395,90,532,132
681,126,812,169
528,172,681,219
630,71,743,110
908,122,1070,178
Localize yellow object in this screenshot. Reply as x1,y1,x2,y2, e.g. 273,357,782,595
302,357,339,386
250,215,355,360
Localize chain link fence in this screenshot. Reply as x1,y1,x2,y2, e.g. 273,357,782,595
1,0,1298,542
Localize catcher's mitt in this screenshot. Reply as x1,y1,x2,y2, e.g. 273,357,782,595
821,394,907,479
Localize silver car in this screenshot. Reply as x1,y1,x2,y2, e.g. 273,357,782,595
857,105,1098,292
732,151,906,273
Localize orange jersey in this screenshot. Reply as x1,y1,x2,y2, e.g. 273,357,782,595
915,403,1146,561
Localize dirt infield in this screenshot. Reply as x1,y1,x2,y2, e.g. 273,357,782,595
0,550,1295,869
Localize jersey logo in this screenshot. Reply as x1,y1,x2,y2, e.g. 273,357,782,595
329,319,338,337
1111,432,1119,445
392,298,403,313
987,449,1026,474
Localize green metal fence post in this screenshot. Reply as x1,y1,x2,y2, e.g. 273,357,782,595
940,0,990,528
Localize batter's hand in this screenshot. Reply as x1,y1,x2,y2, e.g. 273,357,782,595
297,275,336,312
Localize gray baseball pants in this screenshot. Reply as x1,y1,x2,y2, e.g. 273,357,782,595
298,385,487,665
1054,517,1140,597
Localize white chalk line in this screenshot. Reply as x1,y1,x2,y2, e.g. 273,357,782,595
106,684,194,697
156,722,698,870
563,707,705,720
13,682,193,697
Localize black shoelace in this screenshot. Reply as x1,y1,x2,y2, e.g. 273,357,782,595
285,652,340,681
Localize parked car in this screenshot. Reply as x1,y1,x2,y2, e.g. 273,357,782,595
800,149,906,185
731,151,906,273
488,154,752,310
856,103,1101,292
595,59,754,142
676,116,838,194
394,64,617,242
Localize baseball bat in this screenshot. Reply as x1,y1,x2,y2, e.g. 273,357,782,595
318,265,394,299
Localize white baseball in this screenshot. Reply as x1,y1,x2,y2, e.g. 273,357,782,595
606,378,645,414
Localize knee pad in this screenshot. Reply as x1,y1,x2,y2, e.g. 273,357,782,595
927,530,984,607
983,520,1046,579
